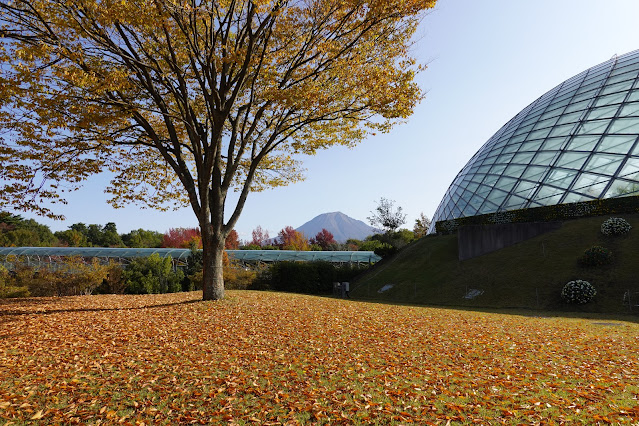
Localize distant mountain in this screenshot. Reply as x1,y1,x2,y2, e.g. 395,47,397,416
296,212,377,243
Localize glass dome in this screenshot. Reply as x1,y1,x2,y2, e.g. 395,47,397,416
430,49,639,232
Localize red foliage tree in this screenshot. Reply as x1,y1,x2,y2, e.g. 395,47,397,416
162,227,239,250
225,230,240,250
310,229,337,251
161,228,202,249
250,226,270,247
277,226,309,251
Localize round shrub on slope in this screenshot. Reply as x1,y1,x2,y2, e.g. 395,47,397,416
579,245,612,267
601,217,631,236
561,280,597,304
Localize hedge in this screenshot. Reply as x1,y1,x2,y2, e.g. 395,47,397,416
252,261,368,294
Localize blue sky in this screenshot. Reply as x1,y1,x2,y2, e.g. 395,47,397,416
16,0,639,242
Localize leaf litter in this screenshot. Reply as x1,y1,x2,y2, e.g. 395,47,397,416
0,291,638,424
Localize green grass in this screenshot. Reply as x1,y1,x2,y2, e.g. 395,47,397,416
352,213,639,314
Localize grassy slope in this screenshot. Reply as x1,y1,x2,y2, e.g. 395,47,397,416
352,213,639,313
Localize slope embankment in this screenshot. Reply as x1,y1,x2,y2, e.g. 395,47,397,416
352,214,639,314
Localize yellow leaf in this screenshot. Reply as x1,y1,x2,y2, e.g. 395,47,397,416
31,410,44,420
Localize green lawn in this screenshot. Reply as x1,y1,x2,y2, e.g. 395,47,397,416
1,291,638,424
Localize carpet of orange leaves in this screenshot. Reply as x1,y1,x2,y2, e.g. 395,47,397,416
0,291,638,424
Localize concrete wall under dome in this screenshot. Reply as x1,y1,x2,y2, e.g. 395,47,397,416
458,222,562,261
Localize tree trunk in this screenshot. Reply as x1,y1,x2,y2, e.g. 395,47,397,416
201,226,225,301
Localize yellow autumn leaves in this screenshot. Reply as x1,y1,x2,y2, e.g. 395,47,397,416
0,0,435,220
1,291,638,423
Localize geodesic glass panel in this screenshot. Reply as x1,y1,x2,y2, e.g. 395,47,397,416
430,50,639,233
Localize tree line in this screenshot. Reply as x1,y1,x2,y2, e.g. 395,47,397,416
0,211,340,250
0,208,431,255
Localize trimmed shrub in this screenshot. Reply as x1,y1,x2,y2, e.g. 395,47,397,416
185,247,203,291
123,254,184,294
26,267,67,297
0,265,29,298
600,217,632,236
561,280,597,304
0,285,29,298
105,261,126,294
187,270,202,291
224,267,258,290
374,243,398,258
94,261,126,294
579,245,612,267
18,257,109,297
184,268,257,291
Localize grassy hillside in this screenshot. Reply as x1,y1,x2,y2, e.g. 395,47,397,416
352,214,639,314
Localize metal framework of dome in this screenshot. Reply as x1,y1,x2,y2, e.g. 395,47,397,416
430,49,639,232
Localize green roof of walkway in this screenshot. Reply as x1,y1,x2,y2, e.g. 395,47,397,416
0,247,193,260
228,250,380,263
0,247,380,263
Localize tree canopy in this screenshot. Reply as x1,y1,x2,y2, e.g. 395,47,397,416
277,226,309,251
413,212,431,238
310,228,336,250
367,197,406,233
0,211,56,246
0,0,436,299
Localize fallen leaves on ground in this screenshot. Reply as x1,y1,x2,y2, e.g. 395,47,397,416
0,291,638,424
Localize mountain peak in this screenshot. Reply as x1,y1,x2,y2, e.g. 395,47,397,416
296,212,376,243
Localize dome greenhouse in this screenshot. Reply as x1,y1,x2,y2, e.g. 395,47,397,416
431,50,639,231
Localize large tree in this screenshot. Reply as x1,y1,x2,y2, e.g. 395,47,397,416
0,0,435,299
